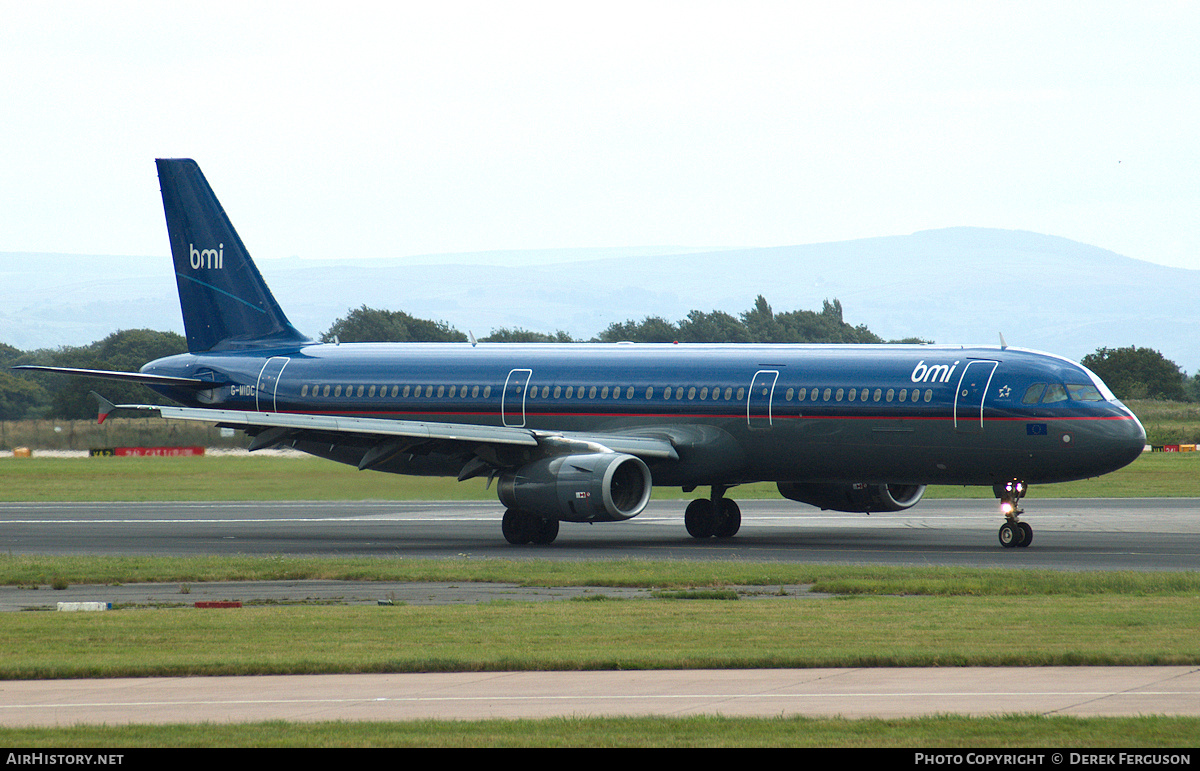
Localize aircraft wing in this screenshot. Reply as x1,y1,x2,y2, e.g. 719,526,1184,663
94,395,680,466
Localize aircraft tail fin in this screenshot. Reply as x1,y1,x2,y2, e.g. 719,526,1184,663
156,159,310,352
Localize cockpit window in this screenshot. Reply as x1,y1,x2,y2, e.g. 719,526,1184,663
1042,384,1068,403
1022,384,1044,404
1066,384,1103,401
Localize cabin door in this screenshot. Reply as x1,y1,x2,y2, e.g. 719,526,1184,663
748,370,779,429
255,356,290,412
953,360,998,432
502,368,533,427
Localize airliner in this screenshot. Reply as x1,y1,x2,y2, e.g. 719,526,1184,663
18,159,1147,548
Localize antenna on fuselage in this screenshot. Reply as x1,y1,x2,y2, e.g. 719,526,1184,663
469,331,478,348
999,333,1008,350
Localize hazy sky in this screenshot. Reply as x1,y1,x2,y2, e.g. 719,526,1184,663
2,1,1198,268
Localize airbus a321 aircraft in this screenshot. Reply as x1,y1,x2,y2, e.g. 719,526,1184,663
19,159,1147,548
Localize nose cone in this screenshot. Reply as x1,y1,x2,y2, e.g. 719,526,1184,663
1107,404,1148,473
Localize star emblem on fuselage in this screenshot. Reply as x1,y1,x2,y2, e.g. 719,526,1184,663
997,385,1012,398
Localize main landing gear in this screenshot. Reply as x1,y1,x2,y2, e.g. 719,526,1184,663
502,509,560,545
995,479,1033,548
685,486,741,539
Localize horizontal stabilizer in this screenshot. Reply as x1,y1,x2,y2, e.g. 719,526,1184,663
13,365,227,390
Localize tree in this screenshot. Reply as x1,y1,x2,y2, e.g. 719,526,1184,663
676,310,752,343
1081,346,1186,401
595,316,679,343
481,328,576,343
740,296,781,342
321,306,466,343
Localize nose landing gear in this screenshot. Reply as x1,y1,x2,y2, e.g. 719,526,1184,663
995,479,1033,548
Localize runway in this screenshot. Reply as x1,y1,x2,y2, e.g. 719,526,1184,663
2,498,1198,570
2,497,1197,729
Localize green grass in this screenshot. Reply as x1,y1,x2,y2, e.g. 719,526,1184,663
2,429,1196,746
4,556,1200,594
5,450,1200,501
2,715,1198,748
2,595,1198,679
2,559,1198,679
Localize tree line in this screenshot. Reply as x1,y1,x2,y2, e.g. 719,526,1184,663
2,298,1194,421
324,296,926,346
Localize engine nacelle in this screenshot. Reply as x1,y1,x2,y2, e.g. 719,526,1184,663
776,482,926,513
498,453,652,523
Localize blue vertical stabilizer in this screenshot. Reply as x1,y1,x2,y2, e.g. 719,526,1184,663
156,158,310,352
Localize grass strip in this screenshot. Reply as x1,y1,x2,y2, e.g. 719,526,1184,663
4,556,1200,596
1,715,1198,748
1,595,1197,679
5,451,1200,500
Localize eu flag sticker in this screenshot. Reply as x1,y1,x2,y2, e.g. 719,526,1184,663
1026,423,1048,436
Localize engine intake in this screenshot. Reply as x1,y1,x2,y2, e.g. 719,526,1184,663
498,453,652,522
777,482,926,513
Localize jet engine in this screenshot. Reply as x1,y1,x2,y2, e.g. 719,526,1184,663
498,453,652,523
776,482,926,513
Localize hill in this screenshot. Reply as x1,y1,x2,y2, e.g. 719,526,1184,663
3,228,1196,371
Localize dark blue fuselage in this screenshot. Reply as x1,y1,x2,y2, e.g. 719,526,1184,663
141,341,1146,489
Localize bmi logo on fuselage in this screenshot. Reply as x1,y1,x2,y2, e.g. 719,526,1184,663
189,243,224,270
910,360,959,383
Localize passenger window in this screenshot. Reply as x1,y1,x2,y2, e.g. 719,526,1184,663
1042,384,1068,403
626,386,634,399
848,388,857,401
1022,384,1045,404
589,386,598,399
737,387,746,400
822,388,831,401
797,387,806,401
898,389,907,402
835,388,844,401
471,385,479,398
886,388,894,402
484,385,492,398
601,386,609,399
391,385,399,397
645,386,654,399
301,385,309,397
924,389,932,402
874,389,882,402
688,387,696,400
724,387,733,400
